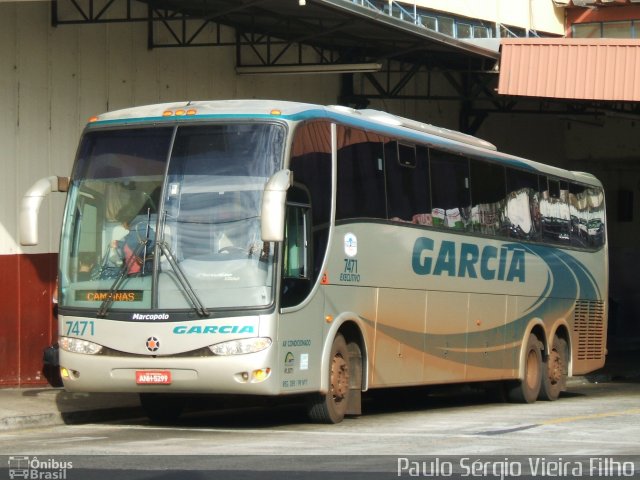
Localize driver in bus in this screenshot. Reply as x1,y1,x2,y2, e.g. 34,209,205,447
112,205,155,275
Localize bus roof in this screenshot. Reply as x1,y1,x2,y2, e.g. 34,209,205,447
88,99,602,188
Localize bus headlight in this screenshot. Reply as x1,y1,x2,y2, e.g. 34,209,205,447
59,336,103,355
209,337,272,356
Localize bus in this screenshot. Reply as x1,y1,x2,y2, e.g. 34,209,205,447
20,100,608,424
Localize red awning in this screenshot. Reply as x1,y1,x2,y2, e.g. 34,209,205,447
553,0,640,6
498,38,640,101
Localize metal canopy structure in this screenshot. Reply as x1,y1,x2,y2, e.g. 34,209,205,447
151,0,498,69
52,0,498,69
51,0,640,132
51,0,505,130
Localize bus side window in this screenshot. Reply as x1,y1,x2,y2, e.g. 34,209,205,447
281,186,312,308
284,206,308,279
540,178,571,244
429,149,470,229
469,158,506,236
587,187,606,248
336,127,386,220
570,182,589,248
386,142,431,224
570,183,606,248
505,168,541,240
290,121,332,281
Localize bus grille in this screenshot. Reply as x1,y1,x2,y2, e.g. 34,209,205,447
99,346,214,358
573,300,605,361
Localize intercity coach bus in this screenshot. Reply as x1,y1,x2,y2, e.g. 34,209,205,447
20,100,607,423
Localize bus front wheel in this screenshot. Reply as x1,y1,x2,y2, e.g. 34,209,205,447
539,337,568,401
307,334,350,424
507,333,543,404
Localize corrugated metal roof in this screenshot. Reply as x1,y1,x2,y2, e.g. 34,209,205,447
553,0,640,6
498,38,640,101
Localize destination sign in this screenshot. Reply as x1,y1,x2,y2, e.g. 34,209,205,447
75,290,144,302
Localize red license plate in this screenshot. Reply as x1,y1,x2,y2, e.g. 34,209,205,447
136,370,172,385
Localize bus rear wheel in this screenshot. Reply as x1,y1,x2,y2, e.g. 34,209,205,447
507,333,543,404
307,334,350,424
539,337,568,401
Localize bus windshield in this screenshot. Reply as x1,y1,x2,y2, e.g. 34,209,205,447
59,123,285,315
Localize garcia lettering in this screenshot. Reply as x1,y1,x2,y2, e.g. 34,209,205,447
412,237,525,282
173,325,255,334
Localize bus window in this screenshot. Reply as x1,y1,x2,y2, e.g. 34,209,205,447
284,205,308,279
570,184,606,248
71,196,100,281
398,142,417,168
570,183,590,248
290,121,332,281
505,168,541,241
336,127,386,220
540,178,571,244
469,159,506,236
281,186,312,308
587,187,606,248
429,149,470,229
385,142,431,224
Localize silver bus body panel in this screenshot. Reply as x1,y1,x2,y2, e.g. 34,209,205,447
320,223,607,387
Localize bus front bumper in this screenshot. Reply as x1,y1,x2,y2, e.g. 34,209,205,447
58,348,281,396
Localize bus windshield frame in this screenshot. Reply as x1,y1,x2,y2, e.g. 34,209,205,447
58,121,286,318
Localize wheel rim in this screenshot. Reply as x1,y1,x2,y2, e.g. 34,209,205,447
525,349,539,389
331,353,349,403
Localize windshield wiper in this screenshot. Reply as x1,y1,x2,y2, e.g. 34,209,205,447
141,208,152,275
96,242,148,318
157,241,210,317
97,209,154,318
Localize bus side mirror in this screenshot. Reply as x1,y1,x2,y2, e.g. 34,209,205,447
20,176,69,246
261,169,292,242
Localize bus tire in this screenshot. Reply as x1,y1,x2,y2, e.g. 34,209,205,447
139,393,185,424
507,333,543,404
307,333,350,424
539,337,568,401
